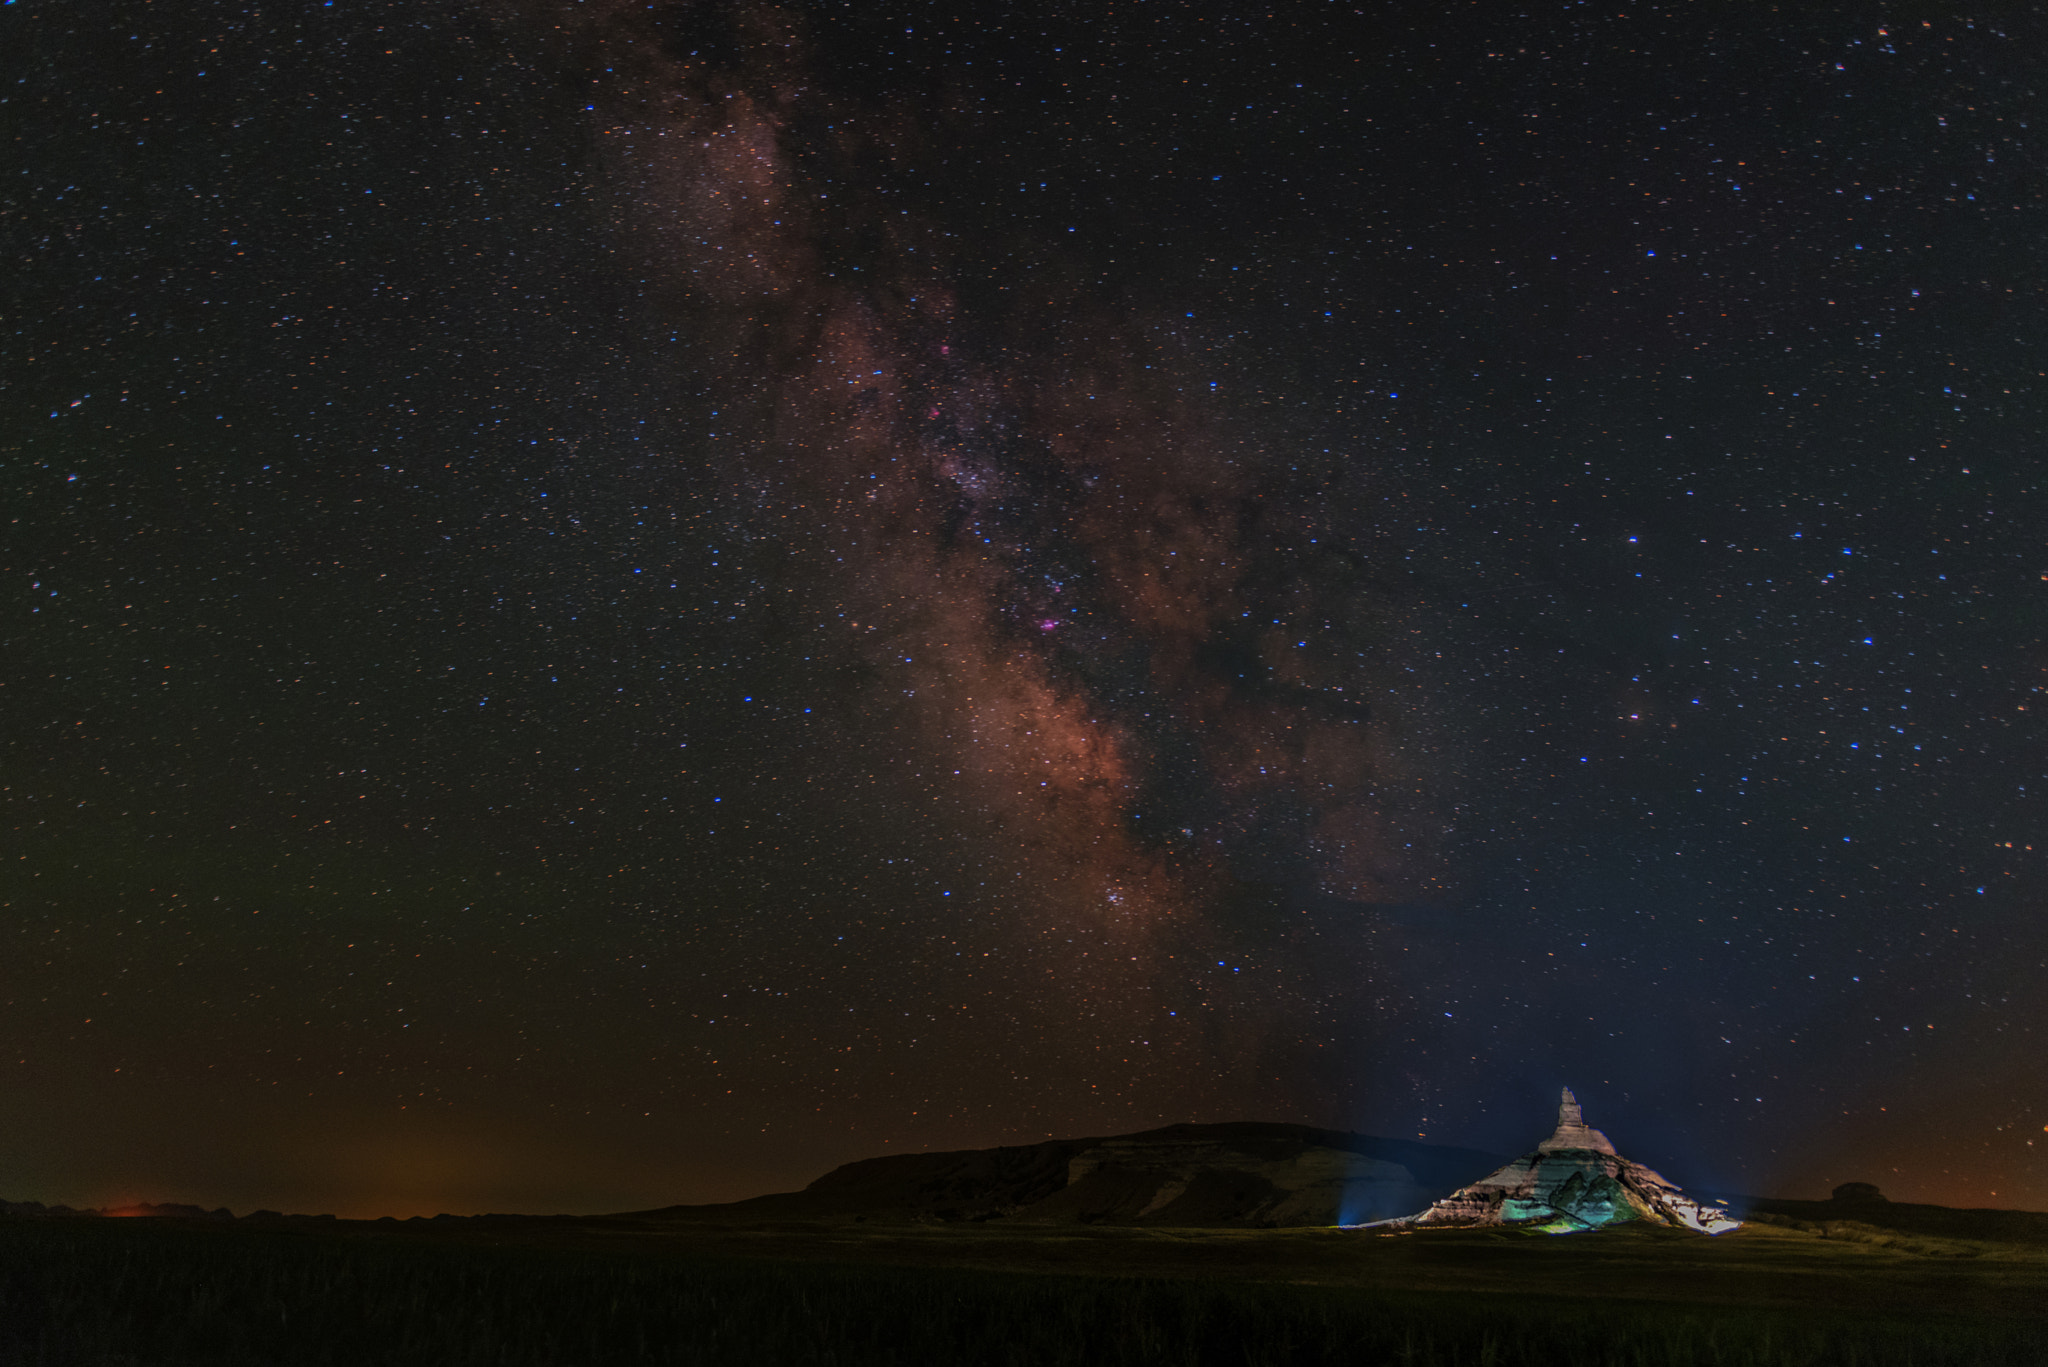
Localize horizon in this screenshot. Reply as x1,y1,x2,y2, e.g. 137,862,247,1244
7,1104,2027,1223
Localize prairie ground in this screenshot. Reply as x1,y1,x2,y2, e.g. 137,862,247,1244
2,1212,2042,1364
385,1210,2048,1318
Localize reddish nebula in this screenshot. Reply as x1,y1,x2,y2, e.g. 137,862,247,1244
549,1,1444,1059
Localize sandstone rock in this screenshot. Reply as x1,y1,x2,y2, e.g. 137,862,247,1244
1534,1086,1616,1154
1382,1088,1740,1235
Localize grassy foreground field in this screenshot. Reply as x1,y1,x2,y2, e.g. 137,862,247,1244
1,1214,2043,1366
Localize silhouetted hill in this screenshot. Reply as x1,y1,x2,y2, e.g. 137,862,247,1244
625,1122,1511,1227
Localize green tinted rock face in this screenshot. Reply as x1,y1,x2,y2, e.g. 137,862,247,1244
1548,1171,1635,1227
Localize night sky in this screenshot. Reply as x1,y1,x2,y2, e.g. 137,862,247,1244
6,1,2043,1220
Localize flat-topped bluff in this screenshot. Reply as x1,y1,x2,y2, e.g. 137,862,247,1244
628,1122,1509,1227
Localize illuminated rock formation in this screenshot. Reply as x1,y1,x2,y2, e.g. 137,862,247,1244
1381,1088,1741,1235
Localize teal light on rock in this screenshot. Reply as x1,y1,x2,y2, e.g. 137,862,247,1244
1370,1088,1740,1235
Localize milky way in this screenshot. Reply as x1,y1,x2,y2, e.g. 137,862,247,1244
553,1,1456,1107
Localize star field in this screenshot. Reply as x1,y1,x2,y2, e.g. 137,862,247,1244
3,0,2042,1217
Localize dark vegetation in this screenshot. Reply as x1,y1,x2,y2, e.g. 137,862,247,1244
2,1218,2045,1367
